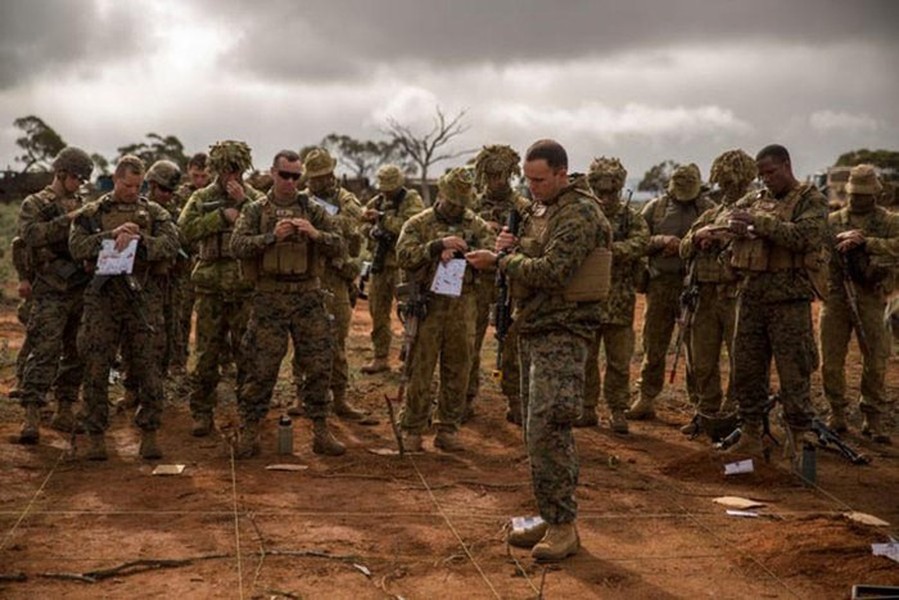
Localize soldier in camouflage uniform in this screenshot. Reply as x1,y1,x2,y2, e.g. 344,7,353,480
581,157,649,433
16,147,94,444
466,144,529,423
230,150,347,457
469,140,612,562
627,164,715,420
395,167,495,452
724,145,829,457
678,149,757,435
178,141,264,437
359,165,425,373
820,165,899,444
70,155,181,460
294,147,369,420
9,236,34,399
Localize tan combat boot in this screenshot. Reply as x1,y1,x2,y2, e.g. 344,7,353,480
827,408,848,434
609,410,629,434
573,409,599,428
191,413,214,437
862,413,892,445
312,419,346,456
720,421,765,457
51,401,82,433
434,428,464,452
402,431,423,452
85,434,108,461
531,522,580,561
360,357,390,374
236,420,261,459
507,518,548,548
139,430,162,460
19,404,41,445
625,396,656,421
332,393,367,421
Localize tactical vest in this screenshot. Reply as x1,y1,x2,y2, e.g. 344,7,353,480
648,194,710,275
97,198,166,276
256,196,316,279
195,192,242,261
694,206,737,284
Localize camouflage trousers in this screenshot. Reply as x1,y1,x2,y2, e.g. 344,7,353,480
519,331,586,525
400,293,476,433
189,291,250,417
637,274,694,401
238,289,334,422
468,275,521,409
19,285,84,408
78,278,166,433
689,284,736,414
821,291,891,417
369,266,398,359
325,280,352,399
164,268,191,371
584,323,634,413
733,297,817,430
178,279,196,364
15,297,33,383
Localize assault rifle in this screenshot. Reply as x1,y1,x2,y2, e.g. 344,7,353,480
357,260,372,301
836,251,870,357
493,208,522,381
669,260,699,384
810,418,870,465
384,281,428,455
614,189,634,242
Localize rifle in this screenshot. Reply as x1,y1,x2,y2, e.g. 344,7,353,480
615,189,634,242
493,208,522,381
836,251,870,357
810,418,870,465
669,260,699,383
369,190,405,274
384,281,428,455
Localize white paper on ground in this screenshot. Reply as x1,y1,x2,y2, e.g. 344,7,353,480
265,464,309,471
713,496,766,509
152,464,186,475
430,258,466,297
724,459,754,475
845,512,890,527
871,539,899,563
726,510,759,518
511,515,545,534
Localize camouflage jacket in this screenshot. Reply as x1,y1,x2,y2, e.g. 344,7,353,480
680,202,741,294
471,188,531,276
826,205,899,298
500,175,612,340
601,199,650,325
642,193,716,277
361,187,425,269
19,185,86,291
396,206,495,295
177,179,264,294
305,186,364,288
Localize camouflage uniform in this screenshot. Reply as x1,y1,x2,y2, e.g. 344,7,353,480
178,141,263,425
583,158,649,429
174,180,203,367
820,165,899,441
70,192,180,436
9,237,34,389
500,174,611,525
631,164,715,418
361,166,424,369
395,168,494,446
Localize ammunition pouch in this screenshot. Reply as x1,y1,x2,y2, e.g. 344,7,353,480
197,231,236,261
261,239,309,276
561,245,612,302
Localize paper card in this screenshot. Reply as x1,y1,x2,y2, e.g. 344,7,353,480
846,512,890,527
96,238,138,275
265,464,309,471
724,459,754,475
367,447,401,456
871,540,899,563
309,196,339,216
726,510,759,518
511,516,545,534
430,258,466,297
152,464,186,476
713,496,766,509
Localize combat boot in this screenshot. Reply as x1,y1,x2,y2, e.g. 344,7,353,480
19,404,41,445
625,396,656,421
312,419,346,456
85,434,108,461
609,410,629,434
434,428,464,452
827,408,848,434
236,421,260,458
720,421,765,457
139,430,162,460
862,413,892,445
402,431,423,452
191,413,214,437
332,394,367,421
573,409,598,428
507,518,548,548
360,357,390,374
531,522,580,562
50,401,82,433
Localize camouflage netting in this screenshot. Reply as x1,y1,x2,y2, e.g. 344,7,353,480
208,140,253,174
474,144,521,188
588,156,627,192
669,163,702,201
710,149,757,188
52,147,93,181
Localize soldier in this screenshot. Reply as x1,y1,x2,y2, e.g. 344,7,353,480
178,141,264,437
359,165,425,373
678,149,757,435
70,155,180,460
821,165,899,444
468,139,612,561
394,167,494,452
16,147,94,444
724,144,829,456
465,145,529,423
581,157,649,433
9,236,34,399
230,149,347,457
296,147,368,420
627,164,715,420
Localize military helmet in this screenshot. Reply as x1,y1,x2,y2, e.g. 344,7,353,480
845,164,882,196
377,164,405,192
208,140,253,175
473,144,521,186
146,160,183,190
588,156,627,192
438,166,475,207
52,147,93,181
710,149,757,187
303,147,337,178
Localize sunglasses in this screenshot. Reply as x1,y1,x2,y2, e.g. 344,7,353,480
278,170,302,181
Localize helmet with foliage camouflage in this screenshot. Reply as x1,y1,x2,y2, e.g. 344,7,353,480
208,140,253,175
668,163,702,202
377,164,405,192
52,147,93,181
846,164,882,196
438,166,475,207
473,144,521,188
710,149,756,191
146,160,182,190
303,147,337,178
588,156,627,193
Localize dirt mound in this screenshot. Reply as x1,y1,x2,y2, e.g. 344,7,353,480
660,448,798,487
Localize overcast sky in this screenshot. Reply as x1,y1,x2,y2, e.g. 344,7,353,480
1,0,897,181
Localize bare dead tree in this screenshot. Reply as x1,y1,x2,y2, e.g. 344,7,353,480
382,106,473,205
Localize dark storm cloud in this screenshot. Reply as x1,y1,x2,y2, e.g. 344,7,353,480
0,0,145,89
211,0,899,81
